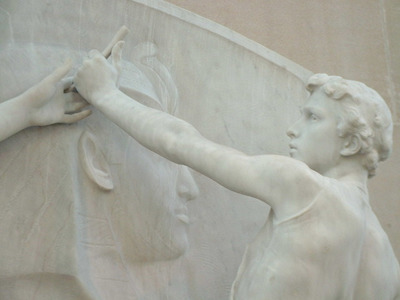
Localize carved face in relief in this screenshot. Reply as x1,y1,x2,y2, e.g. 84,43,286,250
112,138,199,262
76,47,199,263
79,113,199,263
286,88,345,175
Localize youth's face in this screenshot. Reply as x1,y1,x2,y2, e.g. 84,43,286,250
286,89,345,175
110,139,199,263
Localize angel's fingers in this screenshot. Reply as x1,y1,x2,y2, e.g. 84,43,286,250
61,109,92,124
44,60,73,85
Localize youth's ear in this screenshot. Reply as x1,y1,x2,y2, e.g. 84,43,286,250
340,135,361,157
78,130,114,191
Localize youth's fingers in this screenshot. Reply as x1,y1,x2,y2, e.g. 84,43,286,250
111,41,124,72
61,76,74,91
88,49,102,59
65,100,90,113
62,92,89,113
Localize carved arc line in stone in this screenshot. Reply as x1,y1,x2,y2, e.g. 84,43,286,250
132,42,179,115
131,0,311,82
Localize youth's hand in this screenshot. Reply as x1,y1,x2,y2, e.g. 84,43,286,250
24,61,91,126
74,41,123,105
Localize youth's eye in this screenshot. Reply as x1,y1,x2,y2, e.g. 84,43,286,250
307,112,319,122
310,114,318,121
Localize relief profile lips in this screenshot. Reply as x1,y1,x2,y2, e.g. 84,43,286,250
175,207,190,224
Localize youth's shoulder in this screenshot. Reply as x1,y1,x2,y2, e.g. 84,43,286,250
248,155,327,216
253,154,327,188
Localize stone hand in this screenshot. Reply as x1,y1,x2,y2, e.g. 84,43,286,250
74,41,124,104
25,60,91,126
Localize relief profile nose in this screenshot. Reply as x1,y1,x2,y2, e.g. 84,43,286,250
177,166,199,201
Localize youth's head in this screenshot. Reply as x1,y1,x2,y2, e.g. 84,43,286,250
287,74,393,178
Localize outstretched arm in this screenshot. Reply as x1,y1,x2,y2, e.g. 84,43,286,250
74,45,321,217
0,61,91,142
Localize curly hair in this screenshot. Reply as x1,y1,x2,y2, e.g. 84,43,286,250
306,74,393,178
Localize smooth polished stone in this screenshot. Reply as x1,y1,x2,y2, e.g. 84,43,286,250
1,0,398,299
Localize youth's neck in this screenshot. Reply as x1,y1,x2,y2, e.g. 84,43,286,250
322,159,368,188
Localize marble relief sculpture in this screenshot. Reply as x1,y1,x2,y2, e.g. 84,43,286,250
0,40,199,299
72,42,400,299
1,0,399,297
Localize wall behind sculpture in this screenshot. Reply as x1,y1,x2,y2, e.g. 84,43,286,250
166,0,400,259
165,0,400,120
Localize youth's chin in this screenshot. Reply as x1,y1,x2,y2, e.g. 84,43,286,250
289,151,304,162
292,152,312,166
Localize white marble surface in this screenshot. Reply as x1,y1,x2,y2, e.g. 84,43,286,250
2,0,397,299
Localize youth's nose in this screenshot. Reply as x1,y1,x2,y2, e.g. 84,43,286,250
286,125,297,139
286,119,301,138
177,166,199,201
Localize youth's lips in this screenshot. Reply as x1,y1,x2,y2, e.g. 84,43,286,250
289,143,298,156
